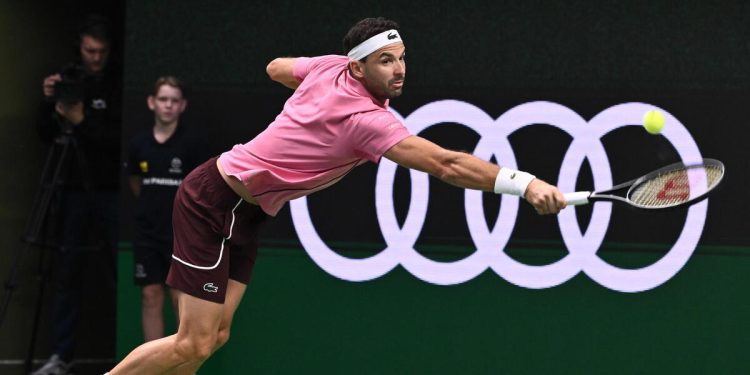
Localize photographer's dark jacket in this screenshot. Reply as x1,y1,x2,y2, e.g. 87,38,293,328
37,63,122,191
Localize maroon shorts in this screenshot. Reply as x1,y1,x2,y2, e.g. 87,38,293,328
166,157,267,303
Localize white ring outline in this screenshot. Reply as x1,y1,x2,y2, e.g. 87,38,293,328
290,100,707,292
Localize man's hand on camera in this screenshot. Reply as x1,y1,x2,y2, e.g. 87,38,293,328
42,74,62,98
55,101,84,125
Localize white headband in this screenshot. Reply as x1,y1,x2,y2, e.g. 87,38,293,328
347,29,403,60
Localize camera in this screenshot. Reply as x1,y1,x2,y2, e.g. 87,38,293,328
52,64,86,103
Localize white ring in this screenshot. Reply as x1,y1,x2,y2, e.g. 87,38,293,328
290,100,707,293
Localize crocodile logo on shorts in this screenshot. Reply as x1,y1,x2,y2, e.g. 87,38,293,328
135,264,147,278
203,283,219,293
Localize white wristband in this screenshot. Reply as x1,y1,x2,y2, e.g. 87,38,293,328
493,168,536,198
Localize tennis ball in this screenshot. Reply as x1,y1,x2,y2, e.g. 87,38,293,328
642,110,665,134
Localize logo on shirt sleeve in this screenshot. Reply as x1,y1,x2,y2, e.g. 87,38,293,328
139,161,148,173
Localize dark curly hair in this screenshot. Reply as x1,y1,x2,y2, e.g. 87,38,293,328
342,17,400,61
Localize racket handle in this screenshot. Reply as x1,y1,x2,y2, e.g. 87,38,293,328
564,191,591,206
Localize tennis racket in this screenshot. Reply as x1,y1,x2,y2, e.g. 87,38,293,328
563,158,724,209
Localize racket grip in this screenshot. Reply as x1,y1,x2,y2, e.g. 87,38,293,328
564,191,591,206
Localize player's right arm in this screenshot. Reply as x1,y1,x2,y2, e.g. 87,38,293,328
266,57,300,89
383,135,565,215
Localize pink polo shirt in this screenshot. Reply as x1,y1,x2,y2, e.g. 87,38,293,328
218,55,411,216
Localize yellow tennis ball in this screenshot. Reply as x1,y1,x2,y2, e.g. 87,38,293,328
642,110,665,134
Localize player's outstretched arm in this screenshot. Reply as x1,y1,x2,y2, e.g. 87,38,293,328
383,136,565,214
266,57,300,89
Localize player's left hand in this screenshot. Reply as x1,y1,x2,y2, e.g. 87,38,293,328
524,179,566,215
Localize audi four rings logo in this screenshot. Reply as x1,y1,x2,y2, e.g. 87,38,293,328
290,101,708,293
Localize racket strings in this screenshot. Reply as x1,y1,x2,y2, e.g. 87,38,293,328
629,165,723,208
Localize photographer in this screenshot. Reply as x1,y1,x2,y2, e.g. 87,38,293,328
32,14,121,375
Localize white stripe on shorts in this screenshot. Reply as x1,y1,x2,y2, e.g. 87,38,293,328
172,198,244,270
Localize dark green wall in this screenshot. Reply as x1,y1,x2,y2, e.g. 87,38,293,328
118,244,750,374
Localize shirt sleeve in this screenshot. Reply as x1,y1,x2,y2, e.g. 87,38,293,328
350,111,412,163
292,57,313,82
293,55,348,82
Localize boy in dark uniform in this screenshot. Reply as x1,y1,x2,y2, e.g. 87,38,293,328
126,76,205,342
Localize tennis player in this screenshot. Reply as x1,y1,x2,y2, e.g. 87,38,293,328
108,17,565,374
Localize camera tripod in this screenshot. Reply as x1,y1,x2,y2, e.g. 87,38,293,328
0,121,90,373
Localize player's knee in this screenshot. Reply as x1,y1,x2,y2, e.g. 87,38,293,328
215,327,231,349
175,333,216,362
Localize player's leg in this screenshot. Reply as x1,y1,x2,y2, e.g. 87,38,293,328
215,279,247,348
170,279,247,375
109,290,225,374
169,204,264,375
141,283,165,341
